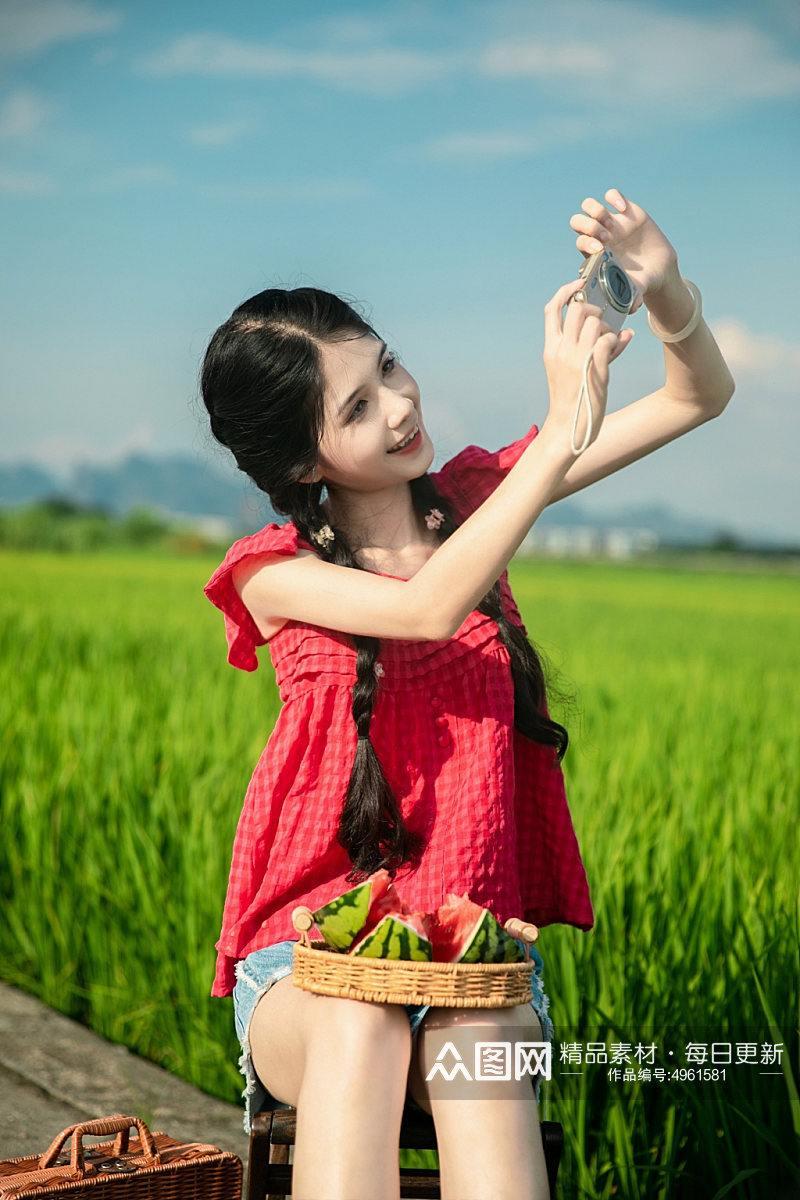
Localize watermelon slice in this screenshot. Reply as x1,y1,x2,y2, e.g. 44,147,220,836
309,878,525,964
429,893,525,964
350,910,433,961
312,869,400,952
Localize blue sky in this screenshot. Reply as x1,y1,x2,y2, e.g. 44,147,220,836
1,0,798,540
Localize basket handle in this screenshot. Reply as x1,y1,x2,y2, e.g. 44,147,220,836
504,917,539,961
292,905,315,947
39,1115,161,1174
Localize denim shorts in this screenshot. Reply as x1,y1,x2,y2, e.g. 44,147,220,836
232,938,554,1133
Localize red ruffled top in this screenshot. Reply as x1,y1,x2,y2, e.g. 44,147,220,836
205,425,594,996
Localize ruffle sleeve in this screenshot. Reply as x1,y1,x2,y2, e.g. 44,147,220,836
204,522,314,671
431,424,539,521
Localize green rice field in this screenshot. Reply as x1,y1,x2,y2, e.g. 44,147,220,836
1,548,797,1197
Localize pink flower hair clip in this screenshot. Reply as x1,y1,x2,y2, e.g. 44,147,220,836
425,508,445,531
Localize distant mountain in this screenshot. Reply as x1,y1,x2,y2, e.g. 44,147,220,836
0,454,275,534
0,452,759,547
0,462,57,506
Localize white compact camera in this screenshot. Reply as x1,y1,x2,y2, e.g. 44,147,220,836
571,248,635,333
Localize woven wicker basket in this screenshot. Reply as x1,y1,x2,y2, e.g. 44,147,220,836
0,1115,241,1199
290,905,538,1008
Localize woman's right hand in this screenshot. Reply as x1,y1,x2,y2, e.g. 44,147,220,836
541,279,633,453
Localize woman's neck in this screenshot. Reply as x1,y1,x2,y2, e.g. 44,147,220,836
323,481,438,576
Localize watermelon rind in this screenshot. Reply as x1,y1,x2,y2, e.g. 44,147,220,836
350,914,433,961
457,910,525,964
431,895,526,964
311,869,392,952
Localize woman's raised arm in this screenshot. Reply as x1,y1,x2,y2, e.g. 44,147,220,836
237,280,625,643
550,189,734,501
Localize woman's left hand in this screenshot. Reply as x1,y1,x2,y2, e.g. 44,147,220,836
569,189,679,309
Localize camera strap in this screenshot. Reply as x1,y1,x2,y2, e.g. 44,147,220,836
571,348,596,456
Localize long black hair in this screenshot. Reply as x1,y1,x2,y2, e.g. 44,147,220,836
201,287,567,881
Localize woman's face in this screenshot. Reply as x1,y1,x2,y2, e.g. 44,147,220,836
315,334,434,494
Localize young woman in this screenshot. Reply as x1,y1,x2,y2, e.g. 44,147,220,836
201,189,734,1199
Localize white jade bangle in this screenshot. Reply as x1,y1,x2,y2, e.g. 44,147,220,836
647,280,702,343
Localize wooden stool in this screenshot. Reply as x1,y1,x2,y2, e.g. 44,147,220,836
246,1101,563,1199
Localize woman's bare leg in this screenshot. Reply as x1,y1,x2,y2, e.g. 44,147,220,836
249,975,412,1200
407,1003,550,1200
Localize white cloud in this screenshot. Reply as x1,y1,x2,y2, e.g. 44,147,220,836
201,178,374,203
712,319,800,378
0,90,52,139
185,119,253,148
141,33,291,77
420,118,590,163
0,167,55,194
135,4,800,137
483,40,611,79
0,0,121,59
480,4,800,113
139,32,454,95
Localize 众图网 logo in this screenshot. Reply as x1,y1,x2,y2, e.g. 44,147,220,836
424,1041,552,1083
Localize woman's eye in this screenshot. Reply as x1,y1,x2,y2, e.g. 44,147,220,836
382,354,397,375
349,397,367,421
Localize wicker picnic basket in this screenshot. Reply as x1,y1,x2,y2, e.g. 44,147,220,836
0,1115,242,1199
291,905,538,1008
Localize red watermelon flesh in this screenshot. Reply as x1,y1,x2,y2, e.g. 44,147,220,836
429,893,473,962
360,881,405,931
429,893,524,964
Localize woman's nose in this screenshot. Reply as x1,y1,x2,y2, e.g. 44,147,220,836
385,390,415,427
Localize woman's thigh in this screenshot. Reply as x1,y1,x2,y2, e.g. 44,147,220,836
233,941,423,1130
249,974,414,1109
407,1005,551,1200
405,940,553,1113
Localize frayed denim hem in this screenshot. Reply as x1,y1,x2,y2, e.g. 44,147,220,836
233,944,296,1134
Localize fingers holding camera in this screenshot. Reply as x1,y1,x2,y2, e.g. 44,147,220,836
586,194,616,219
604,188,632,217
570,193,623,255
563,290,632,357
610,325,635,359
571,189,678,296
571,189,644,249
544,281,630,355
570,214,610,257
543,283,629,453
543,278,587,341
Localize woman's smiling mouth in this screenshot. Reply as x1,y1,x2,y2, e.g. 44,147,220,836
388,425,420,453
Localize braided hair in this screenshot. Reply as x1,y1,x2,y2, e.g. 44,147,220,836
201,287,567,882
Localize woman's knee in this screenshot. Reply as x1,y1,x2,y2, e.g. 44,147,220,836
305,996,412,1076
250,983,412,1106
410,1002,545,1108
